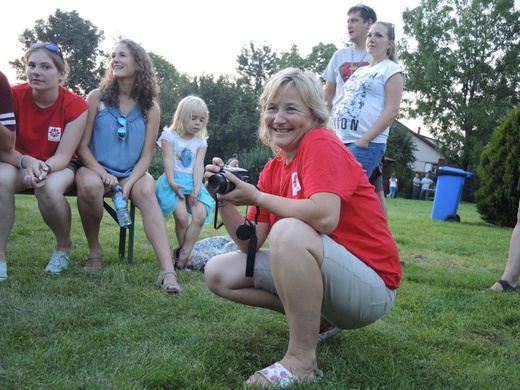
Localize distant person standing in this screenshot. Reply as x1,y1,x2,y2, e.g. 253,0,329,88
412,173,421,199
420,173,433,200
322,4,377,129
225,153,239,167
388,173,398,198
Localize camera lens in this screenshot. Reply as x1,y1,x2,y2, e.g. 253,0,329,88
208,173,234,194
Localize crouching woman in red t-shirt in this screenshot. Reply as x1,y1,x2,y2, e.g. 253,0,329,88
204,68,402,388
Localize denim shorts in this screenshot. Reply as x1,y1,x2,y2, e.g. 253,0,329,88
346,142,386,178
251,235,396,330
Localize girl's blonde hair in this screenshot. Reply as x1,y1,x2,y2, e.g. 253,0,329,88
168,96,209,139
258,67,332,154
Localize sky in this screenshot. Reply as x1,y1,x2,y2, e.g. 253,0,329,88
1,0,426,130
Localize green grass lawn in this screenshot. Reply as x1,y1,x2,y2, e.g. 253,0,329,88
1,196,519,389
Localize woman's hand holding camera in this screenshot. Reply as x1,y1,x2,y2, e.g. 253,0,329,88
205,157,257,206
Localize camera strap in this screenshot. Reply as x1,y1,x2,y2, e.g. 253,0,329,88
244,206,260,278
213,200,224,230
213,200,260,278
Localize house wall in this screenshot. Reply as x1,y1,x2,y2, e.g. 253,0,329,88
411,137,443,173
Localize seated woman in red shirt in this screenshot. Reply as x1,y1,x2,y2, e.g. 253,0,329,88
0,43,88,280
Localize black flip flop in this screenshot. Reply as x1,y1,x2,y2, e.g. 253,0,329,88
497,279,520,292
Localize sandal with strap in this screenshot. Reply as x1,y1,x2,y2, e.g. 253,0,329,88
246,361,323,388
173,247,193,271
496,279,520,292
155,270,182,294
173,247,183,269
84,253,103,272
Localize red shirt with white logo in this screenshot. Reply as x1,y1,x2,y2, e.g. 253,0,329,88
249,127,401,289
11,83,87,161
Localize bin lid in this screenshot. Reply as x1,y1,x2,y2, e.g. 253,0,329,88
437,166,473,177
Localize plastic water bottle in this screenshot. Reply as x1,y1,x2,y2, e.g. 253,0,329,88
113,185,131,228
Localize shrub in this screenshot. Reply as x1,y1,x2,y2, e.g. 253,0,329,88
475,106,520,227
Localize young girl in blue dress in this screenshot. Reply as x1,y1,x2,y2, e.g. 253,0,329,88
156,96,214,270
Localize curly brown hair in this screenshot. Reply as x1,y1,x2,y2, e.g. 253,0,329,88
99,39,159,119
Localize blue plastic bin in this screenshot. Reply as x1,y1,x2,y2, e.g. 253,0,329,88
431,166,473,222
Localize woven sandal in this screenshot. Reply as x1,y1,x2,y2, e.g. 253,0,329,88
84,253,103,272
155,270,182,294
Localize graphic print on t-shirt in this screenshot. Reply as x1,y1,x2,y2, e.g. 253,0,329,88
291,172,301,197
48,127,61,142
335,71,377,131
339,60,369,82
179,147,193,168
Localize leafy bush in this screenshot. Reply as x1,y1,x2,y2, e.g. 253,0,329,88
238,145,273,186
148,145,164,180
475,106,520,227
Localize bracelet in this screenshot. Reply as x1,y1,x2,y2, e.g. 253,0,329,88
18,155,27,170
217,200,229,208
45,163,52,174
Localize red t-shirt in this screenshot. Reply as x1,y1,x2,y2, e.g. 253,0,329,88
248,127,401,289
11,83,88,161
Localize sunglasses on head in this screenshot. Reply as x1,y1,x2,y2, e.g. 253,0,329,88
355,3,376,21
30,42,64,62
117,115,127,140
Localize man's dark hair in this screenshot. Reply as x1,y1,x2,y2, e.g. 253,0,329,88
348,4,377,23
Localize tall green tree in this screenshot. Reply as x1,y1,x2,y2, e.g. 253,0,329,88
196,75,260,163
236,42,277,94
400,0,520,171
149,52,188,129
275,45,307,71
275,42,338,75
10,9,106,96
305,42,338,75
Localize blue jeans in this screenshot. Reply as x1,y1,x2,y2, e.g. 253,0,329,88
346,142,386,178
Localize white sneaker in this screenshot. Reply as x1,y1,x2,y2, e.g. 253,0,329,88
0,260,7,281
45,249,70,274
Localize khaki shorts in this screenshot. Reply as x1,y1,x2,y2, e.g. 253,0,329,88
252,235,396,329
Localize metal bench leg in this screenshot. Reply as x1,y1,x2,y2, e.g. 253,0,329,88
103,200,134,264
128,202,136,265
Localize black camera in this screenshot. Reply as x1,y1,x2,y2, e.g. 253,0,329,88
207,166,250,195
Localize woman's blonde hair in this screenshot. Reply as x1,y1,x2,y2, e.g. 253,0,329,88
258,67,332,154
373,22,399,63
168,96,209,139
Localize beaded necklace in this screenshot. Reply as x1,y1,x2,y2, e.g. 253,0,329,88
349,48,368,73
